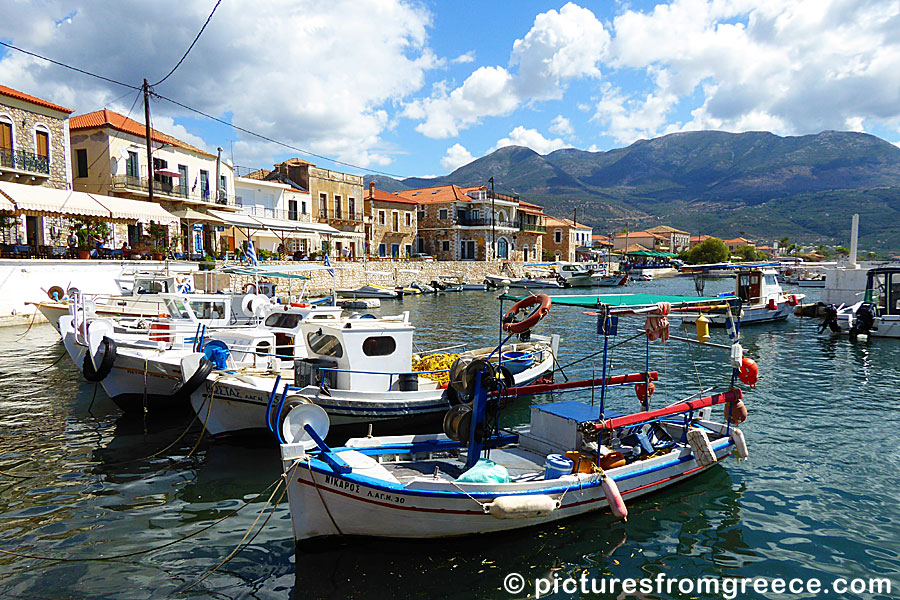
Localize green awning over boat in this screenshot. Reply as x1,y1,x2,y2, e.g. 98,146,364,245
625,250,678,258
502,293,740,309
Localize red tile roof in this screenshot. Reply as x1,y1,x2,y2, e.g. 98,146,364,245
546,216,590,229
370,188,418,205
395,184,486,205
516,199,546,215
0,84,72,114
69,109,214,158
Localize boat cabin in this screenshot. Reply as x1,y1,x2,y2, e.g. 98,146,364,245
262,303,344,357
299,312,415,392
735,268,783,305
865,268,900,316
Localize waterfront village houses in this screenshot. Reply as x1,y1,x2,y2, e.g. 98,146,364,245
542,216,592,262
68,109,240,256
394,184,545,262
0,84,73,244
253,158,365,258
613,230,665,252
645,225,690,253
233,170,316,255
365,183,417,258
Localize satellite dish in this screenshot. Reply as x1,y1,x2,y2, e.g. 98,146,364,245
224,158,234,168
110,157,119,175
282,403,330,448
119,147,131,159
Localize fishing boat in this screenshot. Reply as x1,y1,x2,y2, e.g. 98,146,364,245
58,296,343,413
277,292,754,541
337,271,401,299
188,308,558,437
681,263,804,326
596,272,629,286
818,266,900,339
429,276,465,292
484,269,566,289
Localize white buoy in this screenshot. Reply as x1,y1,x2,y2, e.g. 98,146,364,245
486,495,557,519
730,428,749,459
687,428,716,467
601,474,628,521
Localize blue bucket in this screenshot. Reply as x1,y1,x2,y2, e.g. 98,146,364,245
501,351,534,374
544,454,573,480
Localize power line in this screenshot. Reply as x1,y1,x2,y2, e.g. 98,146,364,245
154,91,408,178
151,0,222,87
0,38,408,179
0,41,139,90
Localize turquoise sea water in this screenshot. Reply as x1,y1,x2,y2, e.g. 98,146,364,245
0,277,898,599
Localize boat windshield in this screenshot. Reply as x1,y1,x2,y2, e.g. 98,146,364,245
189,300,227,321
164,298,192,320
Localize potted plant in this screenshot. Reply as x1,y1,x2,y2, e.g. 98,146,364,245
72,217,111,260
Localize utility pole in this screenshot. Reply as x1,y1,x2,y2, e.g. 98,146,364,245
143,79,154,205
489,177,495,262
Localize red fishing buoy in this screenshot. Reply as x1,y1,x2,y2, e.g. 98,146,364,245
738,357,758,388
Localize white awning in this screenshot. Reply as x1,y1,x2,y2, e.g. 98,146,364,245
208,209,266,229
0,193,13,212
170,208,226,224
90,194,178,224
329,229,365,239
0,181,109,218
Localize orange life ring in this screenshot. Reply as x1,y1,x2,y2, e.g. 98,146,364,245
502,294,552,334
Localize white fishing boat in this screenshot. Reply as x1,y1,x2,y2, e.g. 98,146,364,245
553,262,604,287
818,267,900,339
597,272,629,287
278,293,754,541
682,264,804,326
189,306,558,437
337,271,401,299
484,271,565,289
58,296,343,413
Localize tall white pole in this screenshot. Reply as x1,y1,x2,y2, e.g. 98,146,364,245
849,213,859,269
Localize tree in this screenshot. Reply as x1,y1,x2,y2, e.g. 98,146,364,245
733,244,763,261
686,237,729,264
835,246,850,256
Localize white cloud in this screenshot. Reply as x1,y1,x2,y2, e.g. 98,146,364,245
492,126,568,154
597,0,900,142
452,51,476,64
405,2,609,138
0,0,438,168
549,115,574,136
440,143,474,171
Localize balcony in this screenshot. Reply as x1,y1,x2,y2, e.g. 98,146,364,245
111,175,240,209
238,203,313,222
519,222,547,233
457,216,517,228
0,147,50,177
318,208,363,223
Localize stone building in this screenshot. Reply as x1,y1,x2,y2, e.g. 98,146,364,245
69,109,239,256
612,230,666,252
542,216,592,262
645,225,691,253
395,184,544,262
0,84,73,245
365,183,417,258
269,158,365,257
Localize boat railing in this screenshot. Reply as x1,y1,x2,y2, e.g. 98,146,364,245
416,343,468,355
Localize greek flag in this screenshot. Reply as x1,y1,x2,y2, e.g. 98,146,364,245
246,240,259,266
323,253,334,277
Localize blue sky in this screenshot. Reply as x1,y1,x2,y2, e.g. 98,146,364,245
1,0,899,181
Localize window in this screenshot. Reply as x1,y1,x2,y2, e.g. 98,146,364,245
439,209,448,220
178,165,189,196
126,151,139,177
378,210,386,225
362,336,396,356
288,199,298,220
301,201,307,215
306,330,344,358
442,240,449,252
265,312,302,328
404,244,412,257
200,170,210,198
189,301,227,321
554,229,562,244
348,197,355,219
334,195,342,217
392,211,399,232
35,129,49,160
319,193,327,218
405,212,411,227
0,119,11,152
391,243,400,258
378,243,386,257
75,149,88,178
219,175,227,193
417,210,425,221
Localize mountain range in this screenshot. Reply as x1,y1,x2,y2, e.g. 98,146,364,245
366,130,900,253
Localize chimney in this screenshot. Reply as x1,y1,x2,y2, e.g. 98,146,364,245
369,181,375,199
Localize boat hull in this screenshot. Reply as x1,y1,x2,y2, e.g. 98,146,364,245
282,434,734,541
682,301,794,326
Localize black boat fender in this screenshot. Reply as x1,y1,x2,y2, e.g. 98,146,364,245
174,356,215,398
83,337,117,382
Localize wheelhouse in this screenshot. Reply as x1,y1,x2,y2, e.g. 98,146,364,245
865,268,900,316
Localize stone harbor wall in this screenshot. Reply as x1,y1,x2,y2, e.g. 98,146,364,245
226,260,533,297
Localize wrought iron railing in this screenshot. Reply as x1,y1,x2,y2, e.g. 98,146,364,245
111,175,238,207
0,147,50,175
457,216,517,228
318,208,363,222
519,222,547,233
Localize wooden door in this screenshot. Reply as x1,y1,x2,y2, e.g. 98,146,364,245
36,131,49,159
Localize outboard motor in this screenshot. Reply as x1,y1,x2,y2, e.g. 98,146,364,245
849,303,876,339
430,279,446,291
818,304,841,334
